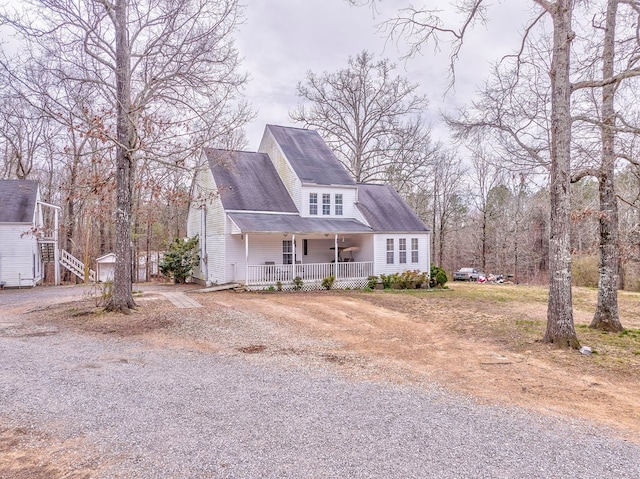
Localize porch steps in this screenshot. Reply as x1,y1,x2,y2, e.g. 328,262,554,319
59,249,96,283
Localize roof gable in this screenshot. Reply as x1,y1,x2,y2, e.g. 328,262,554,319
206,149,298,213
0,179,39,223
357,184,429,232
265,125,356,186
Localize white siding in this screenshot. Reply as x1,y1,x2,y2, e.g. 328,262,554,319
372,233,430,276
299,185,359,219
187,163,226,285
358,235,375,263
303,237,337,263
258,129,302,211
225,234,290,282
0,224,40,287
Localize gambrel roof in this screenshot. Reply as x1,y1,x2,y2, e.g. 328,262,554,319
0,179,38,223
356,184,429,233
266,125,356,186
206,149,298,213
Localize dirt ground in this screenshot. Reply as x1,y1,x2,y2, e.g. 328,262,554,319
2,282,640,477
208,284,640,441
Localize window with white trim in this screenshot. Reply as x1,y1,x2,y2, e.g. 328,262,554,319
322,194,330,215
399,238,407,264
386,238,394,264
411,238,419,263
283,240,293,264
335,194,343,215
309,193,318,215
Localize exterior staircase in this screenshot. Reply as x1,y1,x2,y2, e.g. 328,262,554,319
39,243,96,283
59,249,96,282
40,242,56,262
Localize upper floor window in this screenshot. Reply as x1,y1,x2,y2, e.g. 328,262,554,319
322,194,331,215
399,238,407,264
386,238,394,264
411,238,419,263
309,193,318,215
335,194,343,216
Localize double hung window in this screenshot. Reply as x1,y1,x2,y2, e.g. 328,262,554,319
309,193,318,215
335,194,343,215
386,238,394,264
322,194,331,215
399,238,407,264
282,240,293,264
411,238,419,263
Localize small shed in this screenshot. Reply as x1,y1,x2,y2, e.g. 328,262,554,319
96,253,116,282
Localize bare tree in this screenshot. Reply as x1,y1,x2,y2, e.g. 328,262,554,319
1,0,251,311
290,50,434,185
430,150,467,268
365,0,579,346
468,146,504,272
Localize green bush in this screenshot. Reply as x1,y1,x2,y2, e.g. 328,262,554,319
293,276,303,291
396,269,428,288
321,275,335,290
430,264,448,288
159,235,199,284
372,270,431,290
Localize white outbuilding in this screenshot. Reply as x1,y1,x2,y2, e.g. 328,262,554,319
96,253,116,282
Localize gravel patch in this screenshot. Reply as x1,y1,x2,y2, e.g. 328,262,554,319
1,289,639,478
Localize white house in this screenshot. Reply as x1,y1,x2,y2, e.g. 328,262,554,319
187,125,430,290
0,180,47,288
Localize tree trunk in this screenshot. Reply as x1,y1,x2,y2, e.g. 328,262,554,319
106,0,136,313
481,208,487,272
542,0,579,348
591,0,623,332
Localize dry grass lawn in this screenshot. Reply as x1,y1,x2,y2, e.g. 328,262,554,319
2,281,639,478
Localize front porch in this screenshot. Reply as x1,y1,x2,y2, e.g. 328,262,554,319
246,260,373,291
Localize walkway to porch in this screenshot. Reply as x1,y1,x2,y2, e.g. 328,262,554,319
246,261,373,291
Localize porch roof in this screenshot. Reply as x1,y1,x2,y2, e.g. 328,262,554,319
227,212,373,234
356,183,430,232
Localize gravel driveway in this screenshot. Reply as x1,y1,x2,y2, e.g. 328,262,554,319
1,286,639,478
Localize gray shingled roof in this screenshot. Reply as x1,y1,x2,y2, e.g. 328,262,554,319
356,184,429,233
266,125,356,186
228,212,372,234
0,179,38,223
206,149,298,213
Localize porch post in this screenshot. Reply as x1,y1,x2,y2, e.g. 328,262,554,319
334,234,338,278
54,207,60,286
245,233,249,285
292,234,296,279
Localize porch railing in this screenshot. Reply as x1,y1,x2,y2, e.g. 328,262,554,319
246,261,373,291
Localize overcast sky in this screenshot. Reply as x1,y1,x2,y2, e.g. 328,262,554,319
235,0,538,149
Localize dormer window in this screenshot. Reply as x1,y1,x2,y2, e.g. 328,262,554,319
322,194,330,215
309,193,318,215
335,194,343,215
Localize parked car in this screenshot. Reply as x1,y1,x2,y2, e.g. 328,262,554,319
453,267,482,281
